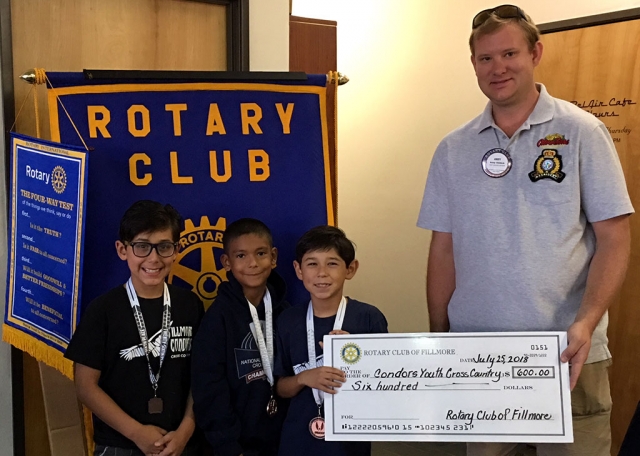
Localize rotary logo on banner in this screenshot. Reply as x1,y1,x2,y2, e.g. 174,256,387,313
3,133,89,377
14,72,333,376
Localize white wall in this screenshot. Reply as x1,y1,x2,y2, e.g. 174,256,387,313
249,0,290,70
292,0,640,332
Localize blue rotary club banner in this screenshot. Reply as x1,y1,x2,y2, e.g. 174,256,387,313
45,72,334,321
3,133,88,377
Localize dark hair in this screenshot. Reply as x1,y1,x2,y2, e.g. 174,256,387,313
119,200,182,243
223,218,273,252
295,226,356,266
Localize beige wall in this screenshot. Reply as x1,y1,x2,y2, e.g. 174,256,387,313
292,0,640,332
249,0,289,70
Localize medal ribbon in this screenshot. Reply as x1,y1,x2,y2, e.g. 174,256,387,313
125,279,171,394
247,290,274,386
306,296,347,409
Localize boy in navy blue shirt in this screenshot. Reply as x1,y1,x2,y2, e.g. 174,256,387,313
274,226,388,456
191,218,289,456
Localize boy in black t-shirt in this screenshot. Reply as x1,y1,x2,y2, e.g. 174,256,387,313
191,218,289,456
274,226,388,456
65,200,204,456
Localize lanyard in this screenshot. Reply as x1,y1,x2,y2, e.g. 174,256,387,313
125,279,171,395
306,296,347,408
247,289,274,386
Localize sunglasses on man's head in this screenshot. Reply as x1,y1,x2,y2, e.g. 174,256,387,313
472,4,527,29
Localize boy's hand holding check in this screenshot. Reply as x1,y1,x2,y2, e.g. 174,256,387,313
297,366,347,394
276,329,351,398
308,330,350,393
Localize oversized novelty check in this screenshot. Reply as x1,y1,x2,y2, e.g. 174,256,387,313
324,332,573,443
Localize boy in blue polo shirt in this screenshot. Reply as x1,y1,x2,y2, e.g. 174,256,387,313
274,226,388,456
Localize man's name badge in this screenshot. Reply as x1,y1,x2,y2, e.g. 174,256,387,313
309,416,325,439
267,395,278,417
148,397,163,414
482,148,512,178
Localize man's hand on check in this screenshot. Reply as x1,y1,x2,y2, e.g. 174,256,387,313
298,367,346,394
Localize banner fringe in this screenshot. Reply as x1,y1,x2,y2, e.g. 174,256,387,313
2,324,74,379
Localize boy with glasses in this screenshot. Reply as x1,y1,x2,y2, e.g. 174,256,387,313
65,200,204,455
418,4,632,456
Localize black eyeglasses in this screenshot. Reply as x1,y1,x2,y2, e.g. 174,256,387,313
472,4,527,29
126,241,178,258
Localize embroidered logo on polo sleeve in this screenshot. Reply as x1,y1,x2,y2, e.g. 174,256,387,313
529,149,566,183
536,133,569,147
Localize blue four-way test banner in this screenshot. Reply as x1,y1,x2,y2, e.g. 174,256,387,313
4,133,88,376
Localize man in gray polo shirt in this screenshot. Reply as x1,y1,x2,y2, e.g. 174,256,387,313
418,5,633,456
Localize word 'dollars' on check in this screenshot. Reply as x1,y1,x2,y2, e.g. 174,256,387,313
324,333,572,443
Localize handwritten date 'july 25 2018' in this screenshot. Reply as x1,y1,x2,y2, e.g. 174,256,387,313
461,354,531,368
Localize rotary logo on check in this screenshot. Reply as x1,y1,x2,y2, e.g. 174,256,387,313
340,343,362,364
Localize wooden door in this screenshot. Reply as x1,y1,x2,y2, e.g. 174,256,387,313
11,0,227,140
7,1,228,454
536,15,640,455
290,16,337,74
289,15,338,218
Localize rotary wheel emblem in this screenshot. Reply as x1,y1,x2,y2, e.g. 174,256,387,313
340,343,362,364
168,216,227,309
51,166,67,194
